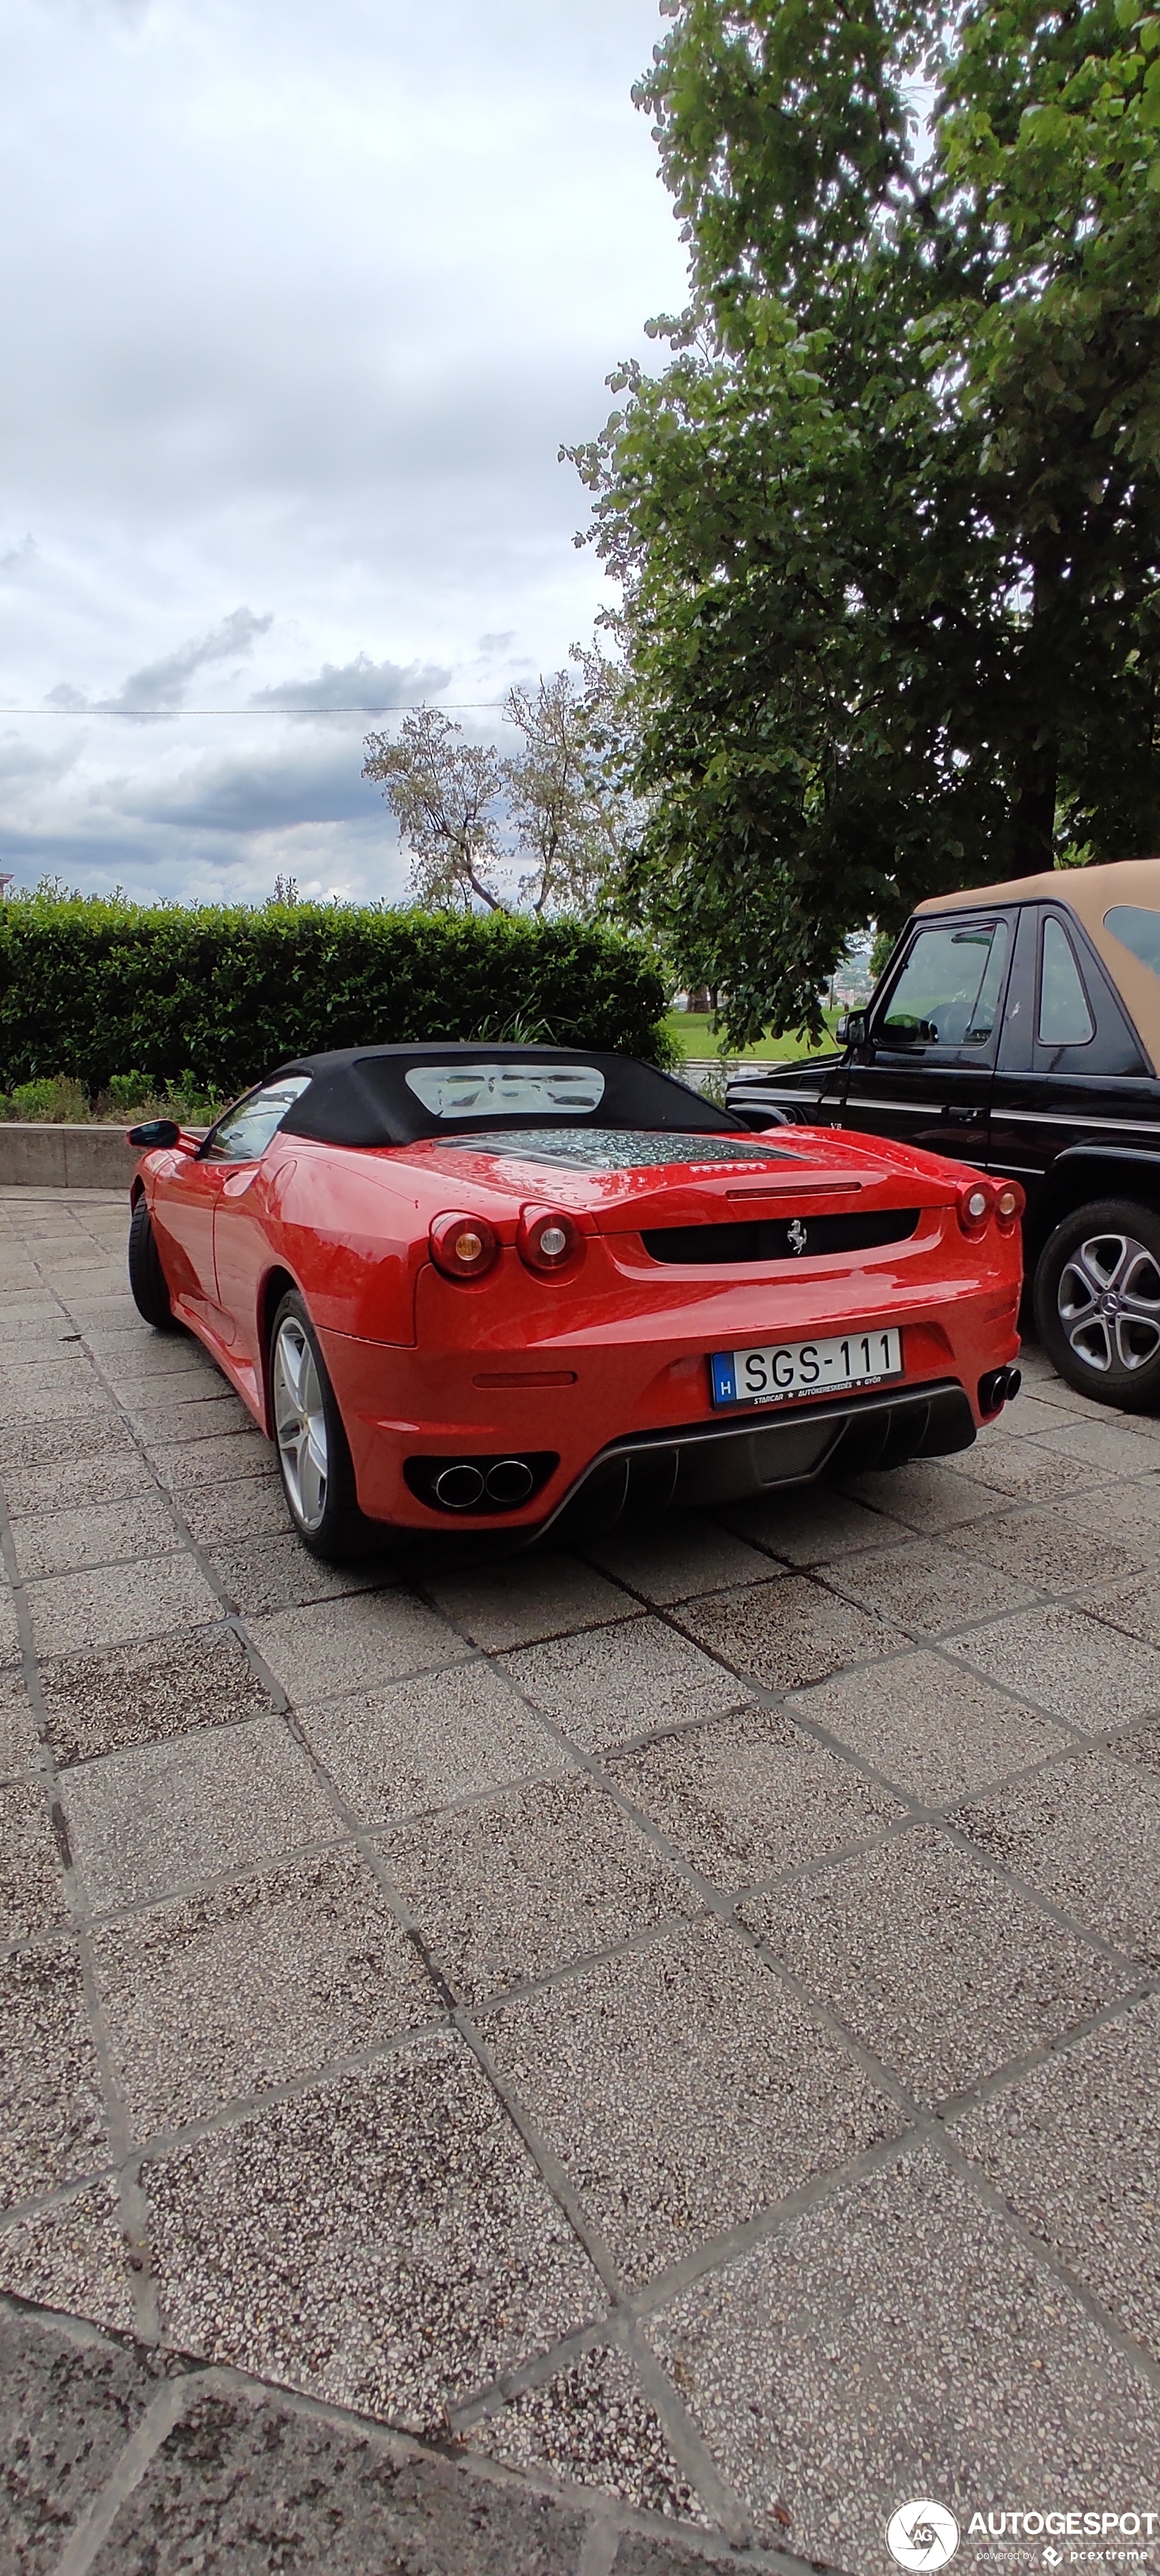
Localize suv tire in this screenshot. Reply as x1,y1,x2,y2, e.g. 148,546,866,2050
127,1198,177,1330
1034,1196,1160,1409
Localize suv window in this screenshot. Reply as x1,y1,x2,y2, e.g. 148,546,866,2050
1039,917,1094,1046
1105,904,1160,978
200,1076,311,1164
876,919,1009,1050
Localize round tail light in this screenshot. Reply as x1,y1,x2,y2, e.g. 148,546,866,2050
956,1178,996,1235
994,1180,1025,1230
429,1211,500,1281
517,1205,582,1276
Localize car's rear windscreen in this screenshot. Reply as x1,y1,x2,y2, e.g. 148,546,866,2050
278,1047,748,1147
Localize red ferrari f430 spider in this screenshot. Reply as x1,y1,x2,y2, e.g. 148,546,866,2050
127,1043,1023,1557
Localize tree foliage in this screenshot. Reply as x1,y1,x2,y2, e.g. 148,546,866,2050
569,0,1160,1040
363,655,639,918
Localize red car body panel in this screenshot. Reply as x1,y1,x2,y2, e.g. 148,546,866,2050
135,1109,1022,1536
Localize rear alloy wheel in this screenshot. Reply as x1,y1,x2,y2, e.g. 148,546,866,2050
127,1197,178,1330
1034,1197,1160,1409
270,1289,368,1557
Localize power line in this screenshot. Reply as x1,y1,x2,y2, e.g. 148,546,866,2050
0,702,513,716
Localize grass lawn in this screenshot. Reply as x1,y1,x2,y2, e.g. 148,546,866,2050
663,1011,842,1062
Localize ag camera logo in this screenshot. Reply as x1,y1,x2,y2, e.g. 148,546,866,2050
886,2500,961,2570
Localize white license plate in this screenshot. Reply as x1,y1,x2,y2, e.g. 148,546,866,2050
710,1328,904,1408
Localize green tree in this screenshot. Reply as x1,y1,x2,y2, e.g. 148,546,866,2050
569,0,1160,1041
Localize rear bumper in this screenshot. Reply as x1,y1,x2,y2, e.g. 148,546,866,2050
540,1374,976,1535
318,1293,1015,1531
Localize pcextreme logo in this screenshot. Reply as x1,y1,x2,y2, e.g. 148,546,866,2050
886,2502,961,2569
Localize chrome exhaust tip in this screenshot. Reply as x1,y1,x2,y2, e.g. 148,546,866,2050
484,1457,535,1505
432,1462,487,1510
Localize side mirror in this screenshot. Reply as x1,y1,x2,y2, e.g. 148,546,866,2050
837,1010,866,1049
127,1119,181,1149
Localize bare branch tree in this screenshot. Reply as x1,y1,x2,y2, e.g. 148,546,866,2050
501,652,639,917
363,707,506,911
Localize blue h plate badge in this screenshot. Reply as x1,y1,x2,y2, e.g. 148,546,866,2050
709,1351,738,1407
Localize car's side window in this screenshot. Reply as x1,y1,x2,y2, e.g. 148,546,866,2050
200,1076,311,1164
1038,917,1094,1047
873,918,1010,1054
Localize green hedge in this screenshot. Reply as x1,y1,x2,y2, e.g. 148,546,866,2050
0,897,673,1098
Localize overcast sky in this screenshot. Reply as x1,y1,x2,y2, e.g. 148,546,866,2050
0,0,687,905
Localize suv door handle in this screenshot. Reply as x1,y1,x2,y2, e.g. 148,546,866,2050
942,1106,986,1125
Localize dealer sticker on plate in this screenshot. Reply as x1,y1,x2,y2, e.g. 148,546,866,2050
710,1328,904,1408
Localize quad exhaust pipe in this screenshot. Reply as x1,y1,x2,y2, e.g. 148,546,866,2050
432,1457,536,1510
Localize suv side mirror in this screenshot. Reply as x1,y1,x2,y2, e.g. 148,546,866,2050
837,1010,866,1049
127,1119,182,1149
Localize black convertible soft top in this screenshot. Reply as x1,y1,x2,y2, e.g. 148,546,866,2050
275,1043,740,1149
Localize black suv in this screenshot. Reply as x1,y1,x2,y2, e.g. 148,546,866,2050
728,858,1160,1409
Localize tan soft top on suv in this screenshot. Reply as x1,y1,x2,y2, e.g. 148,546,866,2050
918,858,1160,1075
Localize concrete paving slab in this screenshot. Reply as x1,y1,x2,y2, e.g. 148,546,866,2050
60,1713,342,1914
205,1529,388,1618
377,1772,694,2003
465,2341,701,2522
0,2300,158,2575
786,1649,1070,1804
33,1561,218,1679
945,1599,1160,1731
0,1939,108,2206
817,1533,1038,1637
838,1455,1029,1527
643,2145,1160,2567
90,2377,596,2576
584,1516,778,1606
247,1588,464,1702
427,1550,640,1648
0,2177,138,2334
302,1661,574,1826
481,1919,901,2286
952,1995,1160,2361
952,1747,1160,1964
0,1584,22,1661
744,1825,1132,2104
0,1667,39,1779
149,1428,274,1490
93,1848,437,2135
178,1470,290,1547
674,1574,906,1693
144,2032,603,2428
500,1616,743,1753
955,1497,1154,1592
608,1705,903,1891
38,1627,277,1766
0,1777,69,1940
719,1483,906,1561
11,1491,180,1580
3,1448,158,1517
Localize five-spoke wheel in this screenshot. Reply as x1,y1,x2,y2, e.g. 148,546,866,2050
1035,1198,1160,1409
269,1288,368,1556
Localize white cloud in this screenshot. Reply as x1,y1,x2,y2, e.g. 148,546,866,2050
0,0,685,901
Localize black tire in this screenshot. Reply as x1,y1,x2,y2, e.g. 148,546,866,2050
269,1289,370,1558
127,1197,178,1330
1033,1196,1160,1410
